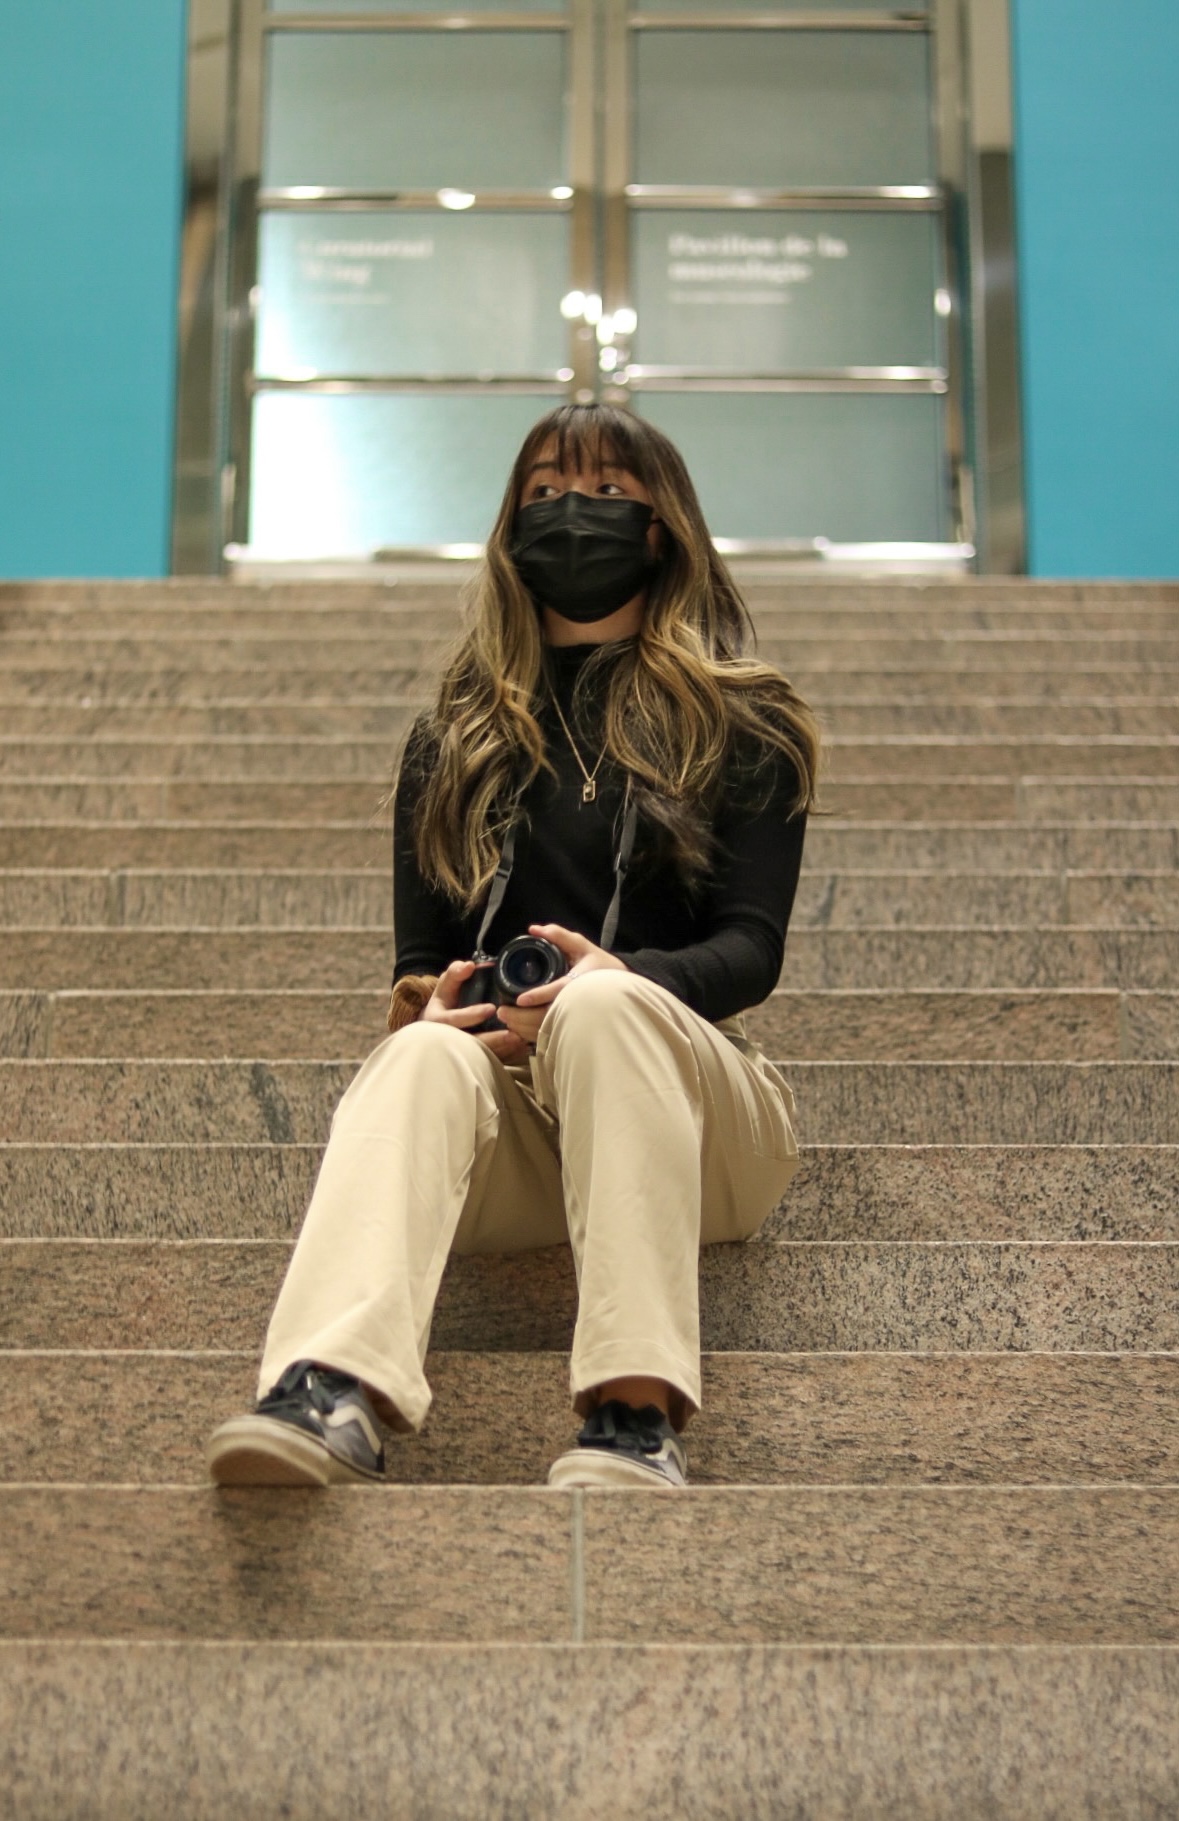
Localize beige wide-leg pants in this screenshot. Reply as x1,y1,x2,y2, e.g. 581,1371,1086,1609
258,970,799,1433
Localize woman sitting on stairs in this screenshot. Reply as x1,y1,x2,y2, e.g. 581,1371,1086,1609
207,401,820,1492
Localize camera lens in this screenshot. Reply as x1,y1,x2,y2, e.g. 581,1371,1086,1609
495,935,567,1002
512,951,547,988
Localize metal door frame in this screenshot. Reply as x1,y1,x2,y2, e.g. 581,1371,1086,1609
212,0,600,562
176,0,1011,568
598,1,971,559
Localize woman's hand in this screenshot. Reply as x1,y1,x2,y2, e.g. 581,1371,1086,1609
422,959,531,1065
495,924,628,1048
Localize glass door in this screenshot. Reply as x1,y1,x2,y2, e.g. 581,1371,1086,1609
220,0,972,559
604,1,956,546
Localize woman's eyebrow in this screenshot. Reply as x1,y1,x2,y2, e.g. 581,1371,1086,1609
525,460,561,478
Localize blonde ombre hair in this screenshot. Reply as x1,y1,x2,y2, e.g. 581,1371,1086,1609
404,402,822,908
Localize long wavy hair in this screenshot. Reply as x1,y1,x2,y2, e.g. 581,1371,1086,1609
403,402,822,908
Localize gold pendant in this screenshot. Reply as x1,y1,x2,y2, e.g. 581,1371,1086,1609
582,779,597,804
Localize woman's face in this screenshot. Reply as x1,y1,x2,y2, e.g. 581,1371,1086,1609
515,437,663,644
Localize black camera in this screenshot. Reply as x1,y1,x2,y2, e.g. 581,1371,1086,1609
455,934,568,1032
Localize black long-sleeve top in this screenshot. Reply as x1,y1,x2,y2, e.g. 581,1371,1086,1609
393,640,807,1023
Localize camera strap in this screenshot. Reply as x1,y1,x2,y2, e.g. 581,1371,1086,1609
599,791,637,951
473,789,638,958
473,820,519,960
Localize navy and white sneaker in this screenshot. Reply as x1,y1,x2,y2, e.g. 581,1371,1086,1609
207,1360,386,1487
547,1399,687,1491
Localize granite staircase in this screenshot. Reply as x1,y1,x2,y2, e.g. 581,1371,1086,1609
1,577,1176,1817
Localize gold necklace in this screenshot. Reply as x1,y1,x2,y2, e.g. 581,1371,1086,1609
548,689,608,804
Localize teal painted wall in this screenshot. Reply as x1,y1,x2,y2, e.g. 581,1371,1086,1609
1010,0,1179,577
0,1,189,578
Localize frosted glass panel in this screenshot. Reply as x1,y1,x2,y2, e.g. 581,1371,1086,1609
263,35,566,191
648,0,913,6
635,33,933,188
256,212,570,377
249,393,557,554
271,0,561,9
633,211,941,371
636,393,947,542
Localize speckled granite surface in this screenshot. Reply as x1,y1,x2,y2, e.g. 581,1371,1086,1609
1,1059,1175,1144
0,1487,571,1643
6,867,1177,932
0,737,414,782
781,929,1179,991
774,1143,1179,1239
5,986,1176,1062
5,1142,1176,1241
0,665,429,706
4,1237,1176,1353
2,1485,1176,1645
1020,780,1179,822
25,773,1179,828
2,817,1177,874
5,695,1179,740
4,1352,1177,1488
580,1486,1179,1644
3,734,1177,782
0,778,394,824
6,658,1177,705
830,739,1179,780
0,928,394,992
2,1640,1177,1820
1,926,1175,993
804,823,1179,869
4,628,1172,672
2,576,1177,1811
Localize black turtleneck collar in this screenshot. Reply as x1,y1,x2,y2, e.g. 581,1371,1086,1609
541,636,636,699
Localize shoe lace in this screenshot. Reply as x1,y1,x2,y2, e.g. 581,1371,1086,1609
261,1360,359,1416
580,1399,668,1455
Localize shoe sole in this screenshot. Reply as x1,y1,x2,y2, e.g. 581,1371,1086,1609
206,1415,382,1487
546,1450,685,1491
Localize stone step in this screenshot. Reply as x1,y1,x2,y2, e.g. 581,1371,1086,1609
7,600,1179,636
1,734,1177,781
3,665,1176,704
6,1237,1176,1353
1,926,1174,991
822,699,1179,737
2,633,1179,677
1,1057,1175,1146
4,593,1178,635
2,1639,1175,1821
4,775,1175,823
3,987,1176,1063
3,632,1177,672
1,868,1175,933
4,1142,1174,1242
2,1484,1176,1644
1,696,1177,741
6,1351,1177,1487
4,573,1174,604
1,819,1175,874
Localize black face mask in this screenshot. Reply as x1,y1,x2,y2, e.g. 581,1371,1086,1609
510,491,657,623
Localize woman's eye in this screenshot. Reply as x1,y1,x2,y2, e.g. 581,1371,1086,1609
598,482,624,496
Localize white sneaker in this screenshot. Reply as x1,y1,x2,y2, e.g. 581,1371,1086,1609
207,1361,386,1487
547,1400,687,1490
